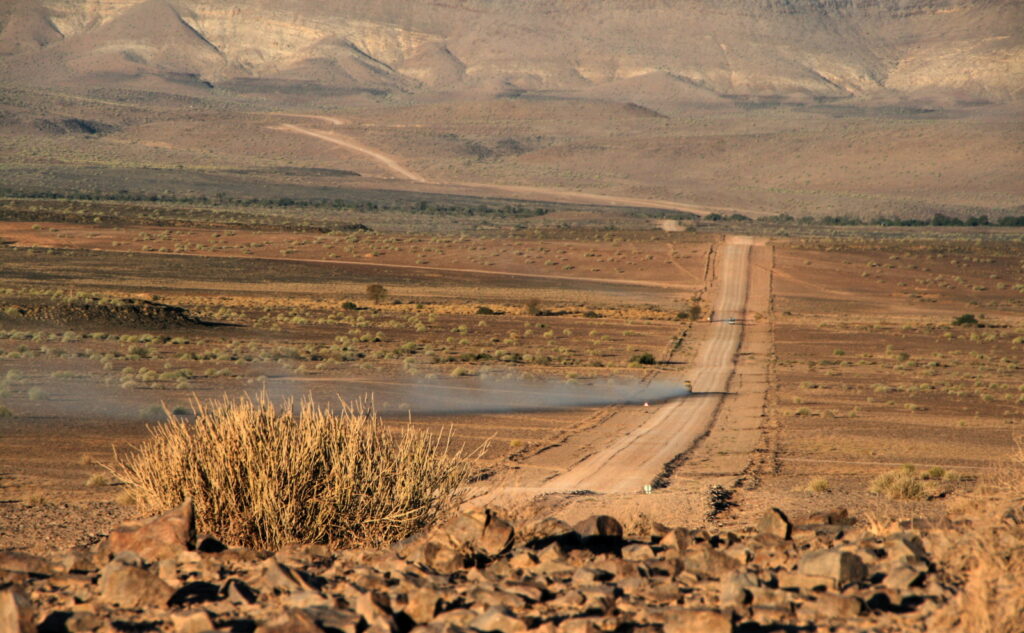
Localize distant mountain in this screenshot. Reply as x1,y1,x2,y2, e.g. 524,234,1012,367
2,0,1021,105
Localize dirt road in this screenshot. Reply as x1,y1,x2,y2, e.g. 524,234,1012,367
268,119,758,217
521,235,757,494
269,123,429,183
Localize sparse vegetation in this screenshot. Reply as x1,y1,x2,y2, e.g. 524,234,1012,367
953,313,980,327
365,284,388,304
805,477,831,493
869,465,927,500
110,394,475,549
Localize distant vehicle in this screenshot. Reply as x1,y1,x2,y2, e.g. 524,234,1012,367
727,318,737,325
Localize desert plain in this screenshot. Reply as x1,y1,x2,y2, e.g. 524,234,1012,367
1,0,1023,631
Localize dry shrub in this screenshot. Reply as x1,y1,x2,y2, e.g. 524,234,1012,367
111,393,474,549
803,476,831,493
928,436,1024,633
869,465,926,500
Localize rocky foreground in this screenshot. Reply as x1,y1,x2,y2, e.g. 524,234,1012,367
0,501,1019,633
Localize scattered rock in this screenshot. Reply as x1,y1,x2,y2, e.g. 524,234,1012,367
883,564,923,591
572,516,623,542
799,593,863,619
683,548,741,579
469,607,528,633
105,499,195,562
798,550,867,587
663,608,733,633
0,588,35,633
423,542,469,574
171,610,216,633
256,609,324,633
97,560,175,608
756,508,791,540
3,501,978,632
0,552,55,576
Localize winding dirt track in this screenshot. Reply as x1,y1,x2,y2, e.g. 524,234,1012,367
267,116,755,217
528,235,756,493
270,123,429,183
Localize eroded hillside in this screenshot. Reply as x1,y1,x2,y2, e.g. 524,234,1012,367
1,0,1021,105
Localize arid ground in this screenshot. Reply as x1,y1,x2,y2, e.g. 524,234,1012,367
2,198,1021,556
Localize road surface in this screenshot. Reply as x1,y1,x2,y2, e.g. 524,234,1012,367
269,123,429,183
532,235,755,493
267,118,758,218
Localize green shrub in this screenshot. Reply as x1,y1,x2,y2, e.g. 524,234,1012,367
953,313,979,327
630,352,656,365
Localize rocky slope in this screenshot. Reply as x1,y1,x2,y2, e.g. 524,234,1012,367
1,0,1021,105
2,499,1022,632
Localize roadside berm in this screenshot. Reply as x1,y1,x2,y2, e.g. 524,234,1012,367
3,496,1022,633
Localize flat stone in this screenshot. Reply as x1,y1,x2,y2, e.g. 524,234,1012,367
621,544,655,562
424,542,470,574
0,551,54,578
798,550,866,587
106,499,195,563
258,559,316,594
508,551,538,569
256,609,324,633
60,548,98,574
556,618,600,633
98,560,175,608
468,607,527,633
0,588,35,633
756,508,792,540
776,570,834,592
404,587,442,623
63,611,104,633
883,564,923,591
171,611,216,633
572,516,623,541
479,512,515,557
799,593,863,619
719,572,759,606
659,529,690,552
807,508,852,526
286,590,340,609
355,590,398,633
662,609,733,633
223,578,258,604
884,534,927,563
748,587,792,610
683,549,741,579
433,608,477,626
305,607,360,633
536,542,566,564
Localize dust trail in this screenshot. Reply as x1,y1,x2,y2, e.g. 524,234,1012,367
5,371,690,422
356,375,691,417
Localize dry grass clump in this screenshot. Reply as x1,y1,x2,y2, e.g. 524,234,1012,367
804,477,831,493
868,464,927,500
111,393,474,549
929,436,1024,633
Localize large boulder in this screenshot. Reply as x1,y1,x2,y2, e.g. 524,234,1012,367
97,560,175,608
105,499,195,562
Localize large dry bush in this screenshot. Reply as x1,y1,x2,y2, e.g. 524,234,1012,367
112,394,475,549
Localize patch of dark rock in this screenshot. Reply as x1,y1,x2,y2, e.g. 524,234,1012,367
33,118,117,136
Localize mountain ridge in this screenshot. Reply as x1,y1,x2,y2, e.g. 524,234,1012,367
1,0,1021,105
